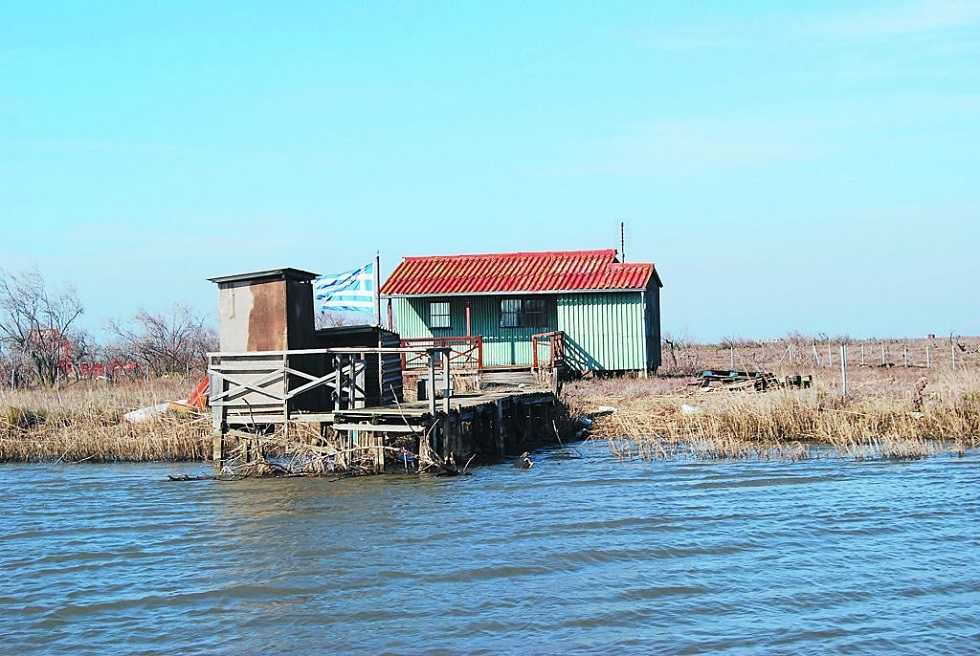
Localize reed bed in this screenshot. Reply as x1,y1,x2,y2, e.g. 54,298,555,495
563,369,980,462
0,379,211,462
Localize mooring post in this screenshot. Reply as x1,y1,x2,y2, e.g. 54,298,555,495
211,373,226,468
495,400,505,456
427,350,437,417
442,350,451,415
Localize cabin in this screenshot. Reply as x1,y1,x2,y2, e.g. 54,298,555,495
206,266,561,471
381,249,663,374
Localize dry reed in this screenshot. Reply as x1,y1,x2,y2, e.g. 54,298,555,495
0,379,211,462
564,368,980,462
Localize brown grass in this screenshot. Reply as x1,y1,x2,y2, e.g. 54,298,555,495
563,366,980,461
5,337,980,464
0,379,211,462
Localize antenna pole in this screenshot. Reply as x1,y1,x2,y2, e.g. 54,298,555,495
620,221,626,262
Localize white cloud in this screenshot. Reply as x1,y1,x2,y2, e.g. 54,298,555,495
812,0,980,39
635,0,980,51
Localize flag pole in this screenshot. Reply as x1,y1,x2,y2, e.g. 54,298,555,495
374,250,381,328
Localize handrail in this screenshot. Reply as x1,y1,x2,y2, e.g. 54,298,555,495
208,345,455,422
399,336,483,371
532,331,565,372
208,346,449,359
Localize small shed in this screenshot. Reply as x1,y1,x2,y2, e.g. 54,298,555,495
381,249,663,374
209,268,319,353
208,268,403,417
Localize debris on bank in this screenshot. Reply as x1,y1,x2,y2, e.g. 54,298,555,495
123,377,210,424
693,370,812,391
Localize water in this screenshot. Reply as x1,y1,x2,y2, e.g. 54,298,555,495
1,443,978,655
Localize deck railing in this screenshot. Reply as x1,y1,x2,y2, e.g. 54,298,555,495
399,336,483,371
532,331,565,372
208,346,453,428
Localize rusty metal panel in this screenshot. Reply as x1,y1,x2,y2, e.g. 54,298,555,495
212,268,319,353
247,280,288,351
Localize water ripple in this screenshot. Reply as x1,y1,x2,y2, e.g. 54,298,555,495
0,447,978,654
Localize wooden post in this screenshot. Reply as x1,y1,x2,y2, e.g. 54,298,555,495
347,356,356,410
927,343,931,368
881,343,886,366
904,344,908,368
840,344,847,399
952,339,956,371
211,371,226,467
496,400,506,456
442,350,451,415
375,433,385,472
861,343,865,366
427,351,437,417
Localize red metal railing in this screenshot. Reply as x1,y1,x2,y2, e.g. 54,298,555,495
400,336,484,371
532,331,565,371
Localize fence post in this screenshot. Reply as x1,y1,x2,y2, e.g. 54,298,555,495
927,343,931,369
840,343,847,399
904,344,908,368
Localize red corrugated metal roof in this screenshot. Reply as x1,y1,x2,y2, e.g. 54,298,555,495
381,249,660,296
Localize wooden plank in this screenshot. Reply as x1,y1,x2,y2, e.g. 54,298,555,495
331,423,420,433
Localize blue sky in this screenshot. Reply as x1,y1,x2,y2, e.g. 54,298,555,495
2,1,978,342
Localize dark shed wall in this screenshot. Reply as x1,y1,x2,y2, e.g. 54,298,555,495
315,326,404,406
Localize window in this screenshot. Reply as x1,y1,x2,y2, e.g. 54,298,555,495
500,299,521,328
523,298,548,326
500,298,549,328
430,301,451,329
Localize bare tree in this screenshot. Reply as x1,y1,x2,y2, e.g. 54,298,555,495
108,304,218,377
661,331,702,376
0,268,84,386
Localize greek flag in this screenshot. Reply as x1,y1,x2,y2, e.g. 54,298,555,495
313,262,375,314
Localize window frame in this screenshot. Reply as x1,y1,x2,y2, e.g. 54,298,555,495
522,298,548,327
500,297,549,328
429,300,451,329
500,298,521,328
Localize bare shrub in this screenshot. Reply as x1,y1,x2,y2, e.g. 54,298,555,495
0,268,84,386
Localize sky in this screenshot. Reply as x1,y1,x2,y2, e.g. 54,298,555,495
1,0,978,343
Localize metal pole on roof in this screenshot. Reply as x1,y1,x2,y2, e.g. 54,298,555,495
620,222,626,262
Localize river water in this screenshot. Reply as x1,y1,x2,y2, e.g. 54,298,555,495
1,442,978,655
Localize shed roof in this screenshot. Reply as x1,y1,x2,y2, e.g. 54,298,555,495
381,249,661,297
208,268,320,286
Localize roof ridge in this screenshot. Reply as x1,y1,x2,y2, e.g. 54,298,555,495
403,248,616,261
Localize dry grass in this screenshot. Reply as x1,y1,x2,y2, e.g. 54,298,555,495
563,367,980,461
0,379,211,462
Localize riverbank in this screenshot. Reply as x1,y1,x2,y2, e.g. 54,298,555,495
0,380,211,462
4,360,980,463
562,367,980,460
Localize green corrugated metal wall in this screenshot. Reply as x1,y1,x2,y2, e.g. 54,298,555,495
557,292,646,371
393,291,656,371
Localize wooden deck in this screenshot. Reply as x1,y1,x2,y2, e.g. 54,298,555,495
208,346,561,469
